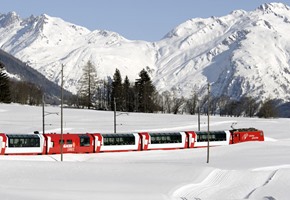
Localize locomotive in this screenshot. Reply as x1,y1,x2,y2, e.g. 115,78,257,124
0,128,264,155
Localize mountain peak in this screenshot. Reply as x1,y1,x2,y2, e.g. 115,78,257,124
0,11,20,27
257,2,290,13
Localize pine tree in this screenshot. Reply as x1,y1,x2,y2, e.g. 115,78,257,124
111,69,123,111
77,61,98,109
135,68,156,112
123,76,135,112
0,62,11,103
9,80,42,105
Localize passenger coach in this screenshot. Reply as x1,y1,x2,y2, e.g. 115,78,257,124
92,133,142,152
139,132,194,150
0,133,46,155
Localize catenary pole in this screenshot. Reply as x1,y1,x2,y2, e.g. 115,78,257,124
42,95,45,135
114,97,116,133
60,64,64,162
207,82,210,163
198,104,200,131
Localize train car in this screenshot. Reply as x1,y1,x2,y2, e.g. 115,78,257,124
0,133,46,155
229,128,264,144
139,132,189,150
92,133,141,152
44,133,95,154
192,130,231,148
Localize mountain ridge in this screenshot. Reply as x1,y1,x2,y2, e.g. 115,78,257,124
0,48,72,103
1,2,290,101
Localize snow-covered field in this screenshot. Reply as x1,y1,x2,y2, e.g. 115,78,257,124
0,103,290,200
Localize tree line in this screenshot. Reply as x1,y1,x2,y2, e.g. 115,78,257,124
75,61,159,113
0,61,43,105
0,60,282,118
74,61,280,118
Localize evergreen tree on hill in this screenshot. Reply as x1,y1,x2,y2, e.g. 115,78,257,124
123,76,135,112
111,69,123,111
135,68,156,113
0,62,11,103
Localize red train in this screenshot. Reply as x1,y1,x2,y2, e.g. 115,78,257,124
0,128,264,155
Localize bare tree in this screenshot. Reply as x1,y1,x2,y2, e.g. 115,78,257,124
185,92,198,115
172,97,185,114
162,91,172,113
257,98,278,118
77,61,98,109
241,96,259,117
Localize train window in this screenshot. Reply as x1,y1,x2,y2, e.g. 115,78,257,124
103,137,109,145
7,135,40,148
123,136,135,145
150,133,182,144
156,136,161,142
196,131,226,142
102,134,135,146
67,140,72,144
79,135,90,147
215,131,226,141
109,138,114,145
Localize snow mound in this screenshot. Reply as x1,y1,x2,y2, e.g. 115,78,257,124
172,167,290,200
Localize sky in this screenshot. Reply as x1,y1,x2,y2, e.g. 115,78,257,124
1,0,290,41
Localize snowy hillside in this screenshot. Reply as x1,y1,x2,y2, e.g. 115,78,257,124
1,3,290,101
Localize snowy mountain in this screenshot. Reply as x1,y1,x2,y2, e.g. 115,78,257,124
0,49,72,103
1,3,290,101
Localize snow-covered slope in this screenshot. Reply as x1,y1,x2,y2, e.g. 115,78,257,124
1,3,290,101
0,103,290,199
155,3,290,100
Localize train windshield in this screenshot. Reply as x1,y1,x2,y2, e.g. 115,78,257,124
149,132,182,144
7,134,40,148
102,134,135,146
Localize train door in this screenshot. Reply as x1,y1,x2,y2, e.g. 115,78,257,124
139,133,149,150
136,133,142,151
231,132,240,144
0,136,2,152
93,134,102,153
0,135,4,154
45,135,54,154
185,131,196,148
77,134,94,153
